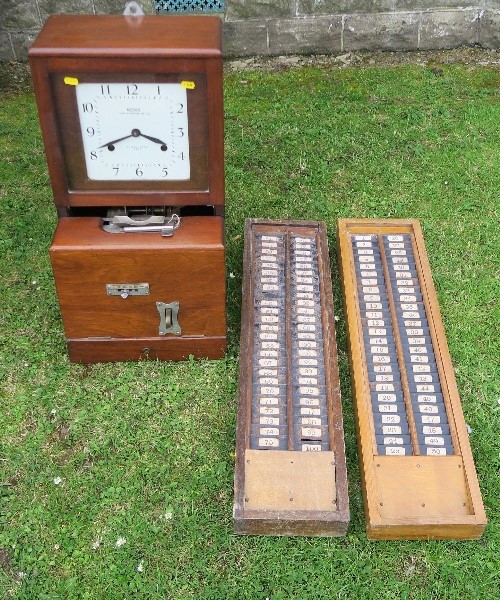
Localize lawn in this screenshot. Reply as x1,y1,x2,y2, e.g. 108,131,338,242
0,58,499,599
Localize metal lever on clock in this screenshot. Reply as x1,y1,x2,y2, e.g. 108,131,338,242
121,214,181,236
102,213,181,236
112,215,165,226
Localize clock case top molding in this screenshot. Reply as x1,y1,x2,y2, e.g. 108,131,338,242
29,15,224,215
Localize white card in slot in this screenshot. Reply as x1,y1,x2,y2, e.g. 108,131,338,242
300,407,321,415
299,397,320,406
258,438,279,448
259,358,278,367
260,417,280,425
260,332,278,341
298,358,318,367
299,386,320,396
259,397,279,405
299,367,318,376
299,377,318,386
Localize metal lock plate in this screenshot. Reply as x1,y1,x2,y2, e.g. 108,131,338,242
156,301,181,336
106,283,150,299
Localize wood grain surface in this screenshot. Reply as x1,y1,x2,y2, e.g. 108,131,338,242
234,219,349,536
51,216,226,363
337,218,486,540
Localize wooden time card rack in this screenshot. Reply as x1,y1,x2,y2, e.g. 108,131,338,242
338,219,486,539
29,15,226,363
234,220,349,536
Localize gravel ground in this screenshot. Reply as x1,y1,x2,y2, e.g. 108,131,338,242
226,46,500,72
1,47,498,95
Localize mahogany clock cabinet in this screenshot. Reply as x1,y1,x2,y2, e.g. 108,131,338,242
29,15,226,363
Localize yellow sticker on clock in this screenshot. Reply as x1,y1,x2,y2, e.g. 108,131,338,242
64,76,79,86
181,81,195,90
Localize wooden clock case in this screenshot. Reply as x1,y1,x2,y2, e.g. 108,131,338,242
29,15,226,363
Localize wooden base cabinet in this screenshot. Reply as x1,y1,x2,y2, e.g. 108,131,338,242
50,216,226,363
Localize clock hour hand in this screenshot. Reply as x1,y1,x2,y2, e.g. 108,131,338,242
139,132,168,151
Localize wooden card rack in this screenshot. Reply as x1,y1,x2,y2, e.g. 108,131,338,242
337,219,486,539
234,220,349,536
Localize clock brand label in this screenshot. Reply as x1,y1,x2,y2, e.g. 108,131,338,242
76,82,190,181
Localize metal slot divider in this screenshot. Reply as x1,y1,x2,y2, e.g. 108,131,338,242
350,233,413,456
383,234,455,456
250,233,288,450
377,235,421,455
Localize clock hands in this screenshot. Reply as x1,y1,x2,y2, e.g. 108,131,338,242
140,133,168,151
99,128,168,152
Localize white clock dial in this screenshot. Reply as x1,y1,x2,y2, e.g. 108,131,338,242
76,82,190,181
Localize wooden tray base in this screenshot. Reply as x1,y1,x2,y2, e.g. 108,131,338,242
338,218,486,540
234,220,349,536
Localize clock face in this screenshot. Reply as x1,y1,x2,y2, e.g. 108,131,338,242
45,70,213,201
76,82,190,181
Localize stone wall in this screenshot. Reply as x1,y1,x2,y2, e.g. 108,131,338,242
1,0,499,61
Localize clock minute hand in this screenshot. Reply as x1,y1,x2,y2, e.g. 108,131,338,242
98,133,133,150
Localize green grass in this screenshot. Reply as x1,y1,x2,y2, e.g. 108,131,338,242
1,61,499,599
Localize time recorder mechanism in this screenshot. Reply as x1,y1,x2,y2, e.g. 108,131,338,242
29,14,226,363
